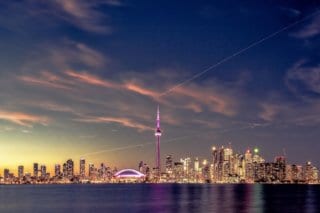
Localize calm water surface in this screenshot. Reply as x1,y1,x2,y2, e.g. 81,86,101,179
0,184,319,213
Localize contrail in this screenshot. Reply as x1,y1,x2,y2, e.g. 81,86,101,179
159,9,320,97
79,134,193,158
78,122,267,158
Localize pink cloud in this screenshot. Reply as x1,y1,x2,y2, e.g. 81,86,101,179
65,70,120,89
124,82,159,98
19,71,72,90
0,110,48,127
259,103,281,121
174,85,236,116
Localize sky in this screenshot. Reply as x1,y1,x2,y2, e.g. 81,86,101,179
0,0,319,174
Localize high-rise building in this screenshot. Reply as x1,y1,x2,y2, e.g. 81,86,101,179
99,163,107,179
66,159,74,178
304,161,319,184
80,158,86,178
180,157,191,180
138,161,144,173
212,146,219,182
274,156,286,182
40,165,46,178
202,159,210,183
173,162,183,182
55,164,61,177
165,155,173,174
194,157,200,173
245,149,254,183
33,163,38,178
154,106,162,178
89,163,95,178
18,165,24,179
4,169,10,181
63,163,67,177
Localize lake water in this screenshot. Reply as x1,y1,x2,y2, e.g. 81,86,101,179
0,184,319,212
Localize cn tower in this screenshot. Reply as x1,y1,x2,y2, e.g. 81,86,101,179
155,105,162,177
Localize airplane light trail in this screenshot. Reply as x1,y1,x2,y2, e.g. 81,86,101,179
79,122,269,158
159,10,320,97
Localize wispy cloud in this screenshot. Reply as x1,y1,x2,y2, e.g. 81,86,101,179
50,40,108,69
19,71,73,90
0,110,48,127
46,0,122,33
123,81,159,98
173,84,237,116
65,70,120,89
285,61,320,98
292,15,320,39
259,103,282,122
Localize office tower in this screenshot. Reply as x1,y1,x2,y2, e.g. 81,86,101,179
4,169,10,181
33,163,38,178
55,164,61,177
18,165,24,179
212,146,219,182
304,161,319,184
245,149,254,183
274,156,286,182
194,157,199,172
80,158,86,178
138,161,144,173
99,163,106,179
66,159,74,178
291,165,303,183
63,163,67,177
180,157,191,180
89,163,95,178
173,162,184,182
234,154,245,181
222,147,233,182
40,165,46,178
202,159,210,183
154,106,162,178
165,155,173,174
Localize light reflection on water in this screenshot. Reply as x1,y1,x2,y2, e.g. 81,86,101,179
0,184,319,213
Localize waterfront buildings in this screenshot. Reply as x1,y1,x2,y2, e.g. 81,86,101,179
0,148,318,184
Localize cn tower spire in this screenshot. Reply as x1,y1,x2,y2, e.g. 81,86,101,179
156,105,160,129
155,105,162,179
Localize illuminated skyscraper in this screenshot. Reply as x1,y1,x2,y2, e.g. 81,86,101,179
18,165,24,179
99,163,107,179
274,156,286,182
154,106,162,177
180,157,191,180
165,155,173,174
4,169,10,181
63,163,67,177
66,159,74,178
40,165,46,178
33,163,38,178
55,164,61,177
89,163,95,178
80,158,86,178
194,157,199,172
245,149,254,182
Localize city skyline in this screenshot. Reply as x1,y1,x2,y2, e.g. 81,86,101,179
0,1,320,172
1,142,318,184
